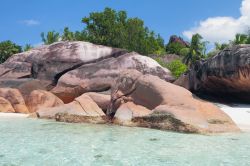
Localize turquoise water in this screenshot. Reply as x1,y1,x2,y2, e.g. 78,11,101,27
0,117,250,166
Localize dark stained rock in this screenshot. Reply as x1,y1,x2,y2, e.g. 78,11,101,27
175,45,250,102
110,70,240,133
168,35,190,47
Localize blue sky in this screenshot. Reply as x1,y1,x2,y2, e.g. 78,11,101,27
0,0,246,46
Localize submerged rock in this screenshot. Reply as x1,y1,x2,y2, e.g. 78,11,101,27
175,45,250,102
110,70,240,133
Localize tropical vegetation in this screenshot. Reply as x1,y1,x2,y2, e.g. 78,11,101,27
0,40,22,63
0,8,250,79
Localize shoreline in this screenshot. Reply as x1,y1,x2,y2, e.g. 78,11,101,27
1,103,250,132
0,113,29,118
216,103,250,132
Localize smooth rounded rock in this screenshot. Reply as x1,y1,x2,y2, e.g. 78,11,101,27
0,97,15,113
111,70,240,133
0,88,29,113
26,90,64,113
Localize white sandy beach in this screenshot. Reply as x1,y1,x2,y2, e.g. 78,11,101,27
216,103,250,132
0,113,29,118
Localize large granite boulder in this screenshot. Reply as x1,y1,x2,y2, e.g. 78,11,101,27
110,70,239,133
26,90,64,113
51,52,173,103
0,97,15,113
37,94,106,124
0,41,173,103
0,88,29,113
175,45,250,102
0,41,127,81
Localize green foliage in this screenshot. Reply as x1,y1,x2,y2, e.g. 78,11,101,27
41,31,60,45
179,47,190,57
166,42,186,55
154,58,187,78
61,27,75,41
0,40,22,63
167,60,187,78
207,42,229,58
233,33,249,45
23,44,33,52
154,57,167,67
215,42,229,50
74,30,88,41
81,7,164,55
207,50,220,58
183,34,207,65
153,47,166,56
61,27,89,42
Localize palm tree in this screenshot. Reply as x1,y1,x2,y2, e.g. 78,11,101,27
183,34,206,65
61,27,75,41
41,31,60,45
215,42,229,50
233,34,248,45
23,44,33,52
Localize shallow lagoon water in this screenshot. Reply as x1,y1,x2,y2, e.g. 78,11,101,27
0,117,250,166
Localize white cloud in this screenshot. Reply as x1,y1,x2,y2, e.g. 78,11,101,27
183,0,250,43
20,19,40,26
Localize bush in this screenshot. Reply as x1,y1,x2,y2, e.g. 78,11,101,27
179,48,190,57
154,58,187,79
166,60,187,78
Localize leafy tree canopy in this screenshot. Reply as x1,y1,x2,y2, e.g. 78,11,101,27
81,7,165,55
0,40,22,63
166,42,187,55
